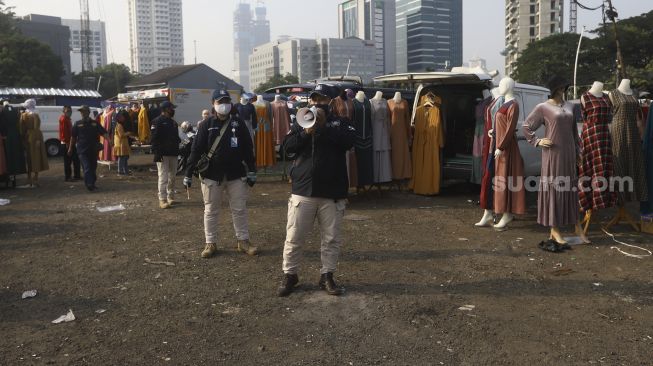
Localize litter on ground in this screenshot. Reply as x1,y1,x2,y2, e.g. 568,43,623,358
52,309,75,324
96,204,126,213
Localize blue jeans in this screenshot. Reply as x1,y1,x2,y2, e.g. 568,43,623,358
117,156,129,175
78,152,98,188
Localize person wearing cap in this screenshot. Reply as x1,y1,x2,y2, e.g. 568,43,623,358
183,89,258,258
68,105,110,191
59,105,81,182
277,84,356,297
150,101,181,209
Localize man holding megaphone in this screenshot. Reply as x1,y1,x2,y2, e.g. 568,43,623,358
277,84,357,297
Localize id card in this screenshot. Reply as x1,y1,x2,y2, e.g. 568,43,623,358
230,137,238,148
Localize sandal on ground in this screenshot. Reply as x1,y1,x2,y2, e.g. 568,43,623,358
538,240,563,253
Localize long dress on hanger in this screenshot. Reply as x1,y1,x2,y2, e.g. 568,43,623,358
480,96,505,210
610,89,648,202
523,102,580,227
271,100,291,145
472,96,493,184
0,118,6,175
410,96,445,195
493,99,526,214
255,101,276,168
643,108,653,214
19,112,49,173
236,102,257,144
100,107,115,161
138,105,150,143
387,98,412,180
352,98,374,187
0,105,27,175
329,96,354,122
370,98,393,183
578,92,617,211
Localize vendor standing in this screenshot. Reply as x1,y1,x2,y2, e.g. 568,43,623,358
68,105,110,191
59,105,81,181
150,101,181,209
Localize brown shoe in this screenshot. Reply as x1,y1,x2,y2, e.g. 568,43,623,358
159,200,170,209
201,243,217,258
237,240,259,256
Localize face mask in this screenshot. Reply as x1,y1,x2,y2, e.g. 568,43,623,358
169,109,176,118
215,103,232,116
65,111,72,117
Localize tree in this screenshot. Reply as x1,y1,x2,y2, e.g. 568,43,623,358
72,63,137,98
254,73,300,94
0,1,65,87
512,10,653,94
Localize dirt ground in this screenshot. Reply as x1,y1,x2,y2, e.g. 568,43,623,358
1,154,652,366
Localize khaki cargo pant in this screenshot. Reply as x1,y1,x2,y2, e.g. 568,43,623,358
282,194,347,275
157,156,178,201
201,178,250,245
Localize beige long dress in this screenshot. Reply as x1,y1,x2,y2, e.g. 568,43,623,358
19,112,49,173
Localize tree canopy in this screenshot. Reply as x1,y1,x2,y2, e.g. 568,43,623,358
72,63,137,98
0,1,64,88
254,73,300,94
512,10,653,94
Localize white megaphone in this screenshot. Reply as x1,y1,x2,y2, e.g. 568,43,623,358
296,106,317,129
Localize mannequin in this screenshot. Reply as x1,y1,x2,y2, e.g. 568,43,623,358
236,95,257,144
472,89,493,185
370,91,393,184
606,78,648,231
254,94,275,168
388,91,412,186
393,92,402,104
352,91,374,188
523,76,589,245
271,94,290,145
19,99,49,186
491,77,526,230
578,81,616,234
476,88,503,227
355,91,366,103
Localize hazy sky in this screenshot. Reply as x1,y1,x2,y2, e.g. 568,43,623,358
6,0,652,79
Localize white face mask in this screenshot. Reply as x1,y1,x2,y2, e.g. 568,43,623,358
215,103,231,116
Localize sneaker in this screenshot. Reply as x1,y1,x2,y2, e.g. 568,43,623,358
159,200,170,209
318,272,344,296
237,240,259,256
201,243,217,258
277,273,299,297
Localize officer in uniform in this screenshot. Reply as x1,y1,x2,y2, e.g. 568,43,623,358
277,84,356,297
68,105,110,191
183,89,258,258
150,101,181,209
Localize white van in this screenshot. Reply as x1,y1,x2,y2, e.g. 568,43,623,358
374,72,549,179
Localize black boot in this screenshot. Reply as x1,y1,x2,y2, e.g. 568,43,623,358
318,272,344,296
277,273,299,297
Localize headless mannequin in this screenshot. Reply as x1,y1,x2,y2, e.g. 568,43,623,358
240,96,248,106
256,95,265,105
476,78,515,228
539,87,590,244
355,91,366,103
274,95,282,103
393,92,402,104
605,78,642,232
373,91,383,100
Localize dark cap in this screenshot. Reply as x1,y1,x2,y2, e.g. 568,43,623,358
546,76,570,95
160,101,177,109
78,105,90,112
212,89,231,102
310,83,339,100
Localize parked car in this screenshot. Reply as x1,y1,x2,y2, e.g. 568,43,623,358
374,72,550,179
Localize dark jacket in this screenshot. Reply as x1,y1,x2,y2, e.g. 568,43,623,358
150,114,181,157
284,114,356,199
185,114,255,182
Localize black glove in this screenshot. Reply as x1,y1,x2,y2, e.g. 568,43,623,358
246,171,257,187
183,176,192,188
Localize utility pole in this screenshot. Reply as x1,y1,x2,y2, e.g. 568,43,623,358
194,40,197,64
605,0,627,84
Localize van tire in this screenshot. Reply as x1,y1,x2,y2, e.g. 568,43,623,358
45,140,62,157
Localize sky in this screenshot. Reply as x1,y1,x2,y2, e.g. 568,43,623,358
5,0,653,79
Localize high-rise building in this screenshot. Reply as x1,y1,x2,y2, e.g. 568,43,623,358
16,14,72,86
233,2,271,92
505,0,564,76
337,0,396,75
128,0,184,75
249,38,377,91
395,0,463,73
61,19,107,74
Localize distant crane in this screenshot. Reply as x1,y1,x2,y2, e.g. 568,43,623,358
80,0,93,74
570,0,578,33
